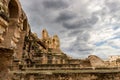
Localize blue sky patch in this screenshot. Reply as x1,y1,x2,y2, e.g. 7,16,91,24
113,26,120,30
94,41,107,46
111,45,120,49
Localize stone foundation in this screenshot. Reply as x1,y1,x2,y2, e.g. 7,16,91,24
12,73,120,80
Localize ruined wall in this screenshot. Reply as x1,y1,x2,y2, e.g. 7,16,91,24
0,0,30,58
1,0,120,80
45,73,120,80
0,48,13,80
88,55,105,67
13,73,120,80
0,0,30,79
41,29,61,51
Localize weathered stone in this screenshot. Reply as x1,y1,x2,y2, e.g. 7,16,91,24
0,0,120,80
88,55,105,67
42,29,49,39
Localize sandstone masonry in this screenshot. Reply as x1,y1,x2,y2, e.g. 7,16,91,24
0,0,120,80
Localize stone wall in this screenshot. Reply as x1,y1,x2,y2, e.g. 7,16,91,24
13,73,120,80
0,0,30,79
1,0,120,80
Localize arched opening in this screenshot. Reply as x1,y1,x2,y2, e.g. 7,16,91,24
53,39,55,44
23,19,27,31
8,0,19,18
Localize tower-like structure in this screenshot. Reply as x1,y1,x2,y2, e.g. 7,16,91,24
0,0,120,80
42,29,49,39
41,29,61,51
52,35,60,49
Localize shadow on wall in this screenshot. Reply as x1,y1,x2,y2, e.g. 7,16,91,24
8,0,19,18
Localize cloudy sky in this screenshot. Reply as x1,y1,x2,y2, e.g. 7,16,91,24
19,0,120,59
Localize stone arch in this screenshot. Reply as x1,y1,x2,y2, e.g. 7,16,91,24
8,0,20,18
53,38,55,44
23,19,28,31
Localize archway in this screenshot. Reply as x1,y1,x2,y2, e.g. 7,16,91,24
8,0,19,18
23,19,27,31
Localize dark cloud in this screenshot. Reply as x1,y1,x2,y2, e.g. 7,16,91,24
105,1,120,12
42,0,69,10
20,0,120,59
67,42,93,58
78,49,93,52
77,33,90,42
68,30,84,37
56,11,77,22
63,33,92,58
62,15,98,29
62,21,79,29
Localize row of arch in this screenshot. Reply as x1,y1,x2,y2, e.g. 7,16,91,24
8,0,28,32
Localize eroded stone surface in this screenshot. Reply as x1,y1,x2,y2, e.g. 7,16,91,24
0,0,120,80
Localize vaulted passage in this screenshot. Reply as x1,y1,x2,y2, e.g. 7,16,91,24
8,0,19,18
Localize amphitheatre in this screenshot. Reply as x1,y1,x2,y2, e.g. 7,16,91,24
0,0,120,80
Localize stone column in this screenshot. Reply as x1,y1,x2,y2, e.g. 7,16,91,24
42,54,48,64
52,56,56,64
30,75,34,80
0,49,13,80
